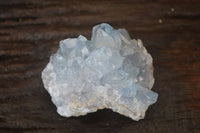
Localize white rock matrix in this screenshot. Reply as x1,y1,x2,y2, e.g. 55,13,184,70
42,23,158,121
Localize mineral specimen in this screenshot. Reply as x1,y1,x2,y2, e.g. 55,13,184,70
42,23,158,121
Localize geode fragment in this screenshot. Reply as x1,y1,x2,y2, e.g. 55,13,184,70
42,23,158,121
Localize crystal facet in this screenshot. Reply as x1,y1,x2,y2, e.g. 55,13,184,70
42,23,158,121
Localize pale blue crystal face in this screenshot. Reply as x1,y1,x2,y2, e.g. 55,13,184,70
42,23,158,121
92,23,121,49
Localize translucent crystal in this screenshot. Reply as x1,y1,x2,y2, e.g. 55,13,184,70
42,23,158,121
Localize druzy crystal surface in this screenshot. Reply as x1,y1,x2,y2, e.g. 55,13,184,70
42,23,158,121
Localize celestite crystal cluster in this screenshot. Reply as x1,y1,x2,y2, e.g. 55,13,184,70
42,23,158,121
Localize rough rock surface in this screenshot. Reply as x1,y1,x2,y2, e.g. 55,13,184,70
42,23,158,121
